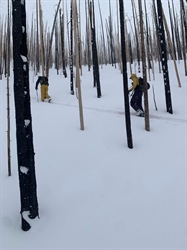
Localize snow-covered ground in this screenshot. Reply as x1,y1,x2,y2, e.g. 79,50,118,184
0,61,187,249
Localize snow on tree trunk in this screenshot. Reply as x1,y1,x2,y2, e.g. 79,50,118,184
12,0,39,231
156,0,173,114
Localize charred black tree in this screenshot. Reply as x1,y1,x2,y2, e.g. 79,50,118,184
89,0,101,98
55,22,59,75
156,0,173,114
108,0,116,67
59,9,67,78
180,0,187,50
128,33,133,64
70,1,74,94
12,0,39,231
85,0,91,70
119,0,133,149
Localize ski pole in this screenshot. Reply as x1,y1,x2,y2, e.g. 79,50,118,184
36,89,39,102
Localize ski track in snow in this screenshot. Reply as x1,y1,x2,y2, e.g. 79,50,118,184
31,97,187,124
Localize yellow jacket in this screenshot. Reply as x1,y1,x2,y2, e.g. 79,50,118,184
129,73,139,92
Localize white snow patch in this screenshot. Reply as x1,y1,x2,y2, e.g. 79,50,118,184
22,26,25,33
24,119,30,127
20,55,27,62
20,166,29,174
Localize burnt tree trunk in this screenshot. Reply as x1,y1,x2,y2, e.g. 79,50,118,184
156,0,173,114
119,0,133,149
70,1,74,94
89,0,101,98
59,9,67,78
12,0,39,231
138,0,150,131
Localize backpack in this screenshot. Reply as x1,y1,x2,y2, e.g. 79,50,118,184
39,76,49,85
138,77,150,91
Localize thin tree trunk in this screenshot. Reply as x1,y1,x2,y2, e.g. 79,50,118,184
59,8,67,78
124,21,132,74
89,0,101,98
35,0,40,73
78,0,83,75
70,0,74,94
85,0,91,70
0,19,2,79
55,21,59,75
7,0,11,176
152,85,158,111
131,0,141,72
46,0,62,78
38,0,45,75
72,0,84,130
144,0,152,81
119,0,133,149
116,0,122,72
138,0,150,131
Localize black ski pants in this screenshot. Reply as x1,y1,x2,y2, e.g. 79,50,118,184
130,88,144,112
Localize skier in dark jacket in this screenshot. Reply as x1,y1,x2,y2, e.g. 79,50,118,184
128,73,144,117
35,76,51,102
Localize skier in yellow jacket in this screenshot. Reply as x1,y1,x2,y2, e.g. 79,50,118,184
128,73,144,117
35,76,51,102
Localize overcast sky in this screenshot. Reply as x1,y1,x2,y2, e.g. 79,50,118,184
0,0,181,33
27,0,172,26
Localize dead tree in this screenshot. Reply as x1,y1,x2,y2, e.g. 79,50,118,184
98,0,107,65
138,0,150,131
180,0,187,75
70,0,74,94
85,0,92,70
168,0,177,60
131,0,141,72
156,0,173,114
119,0,133,149
7,0,11,176
89,0,101,98
35,0,40,73
12,0,39,231
72,0,84,130
46,0,62,77
54,22,59,74
59,8,67,77
144,0,152,80
152,0,161,73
